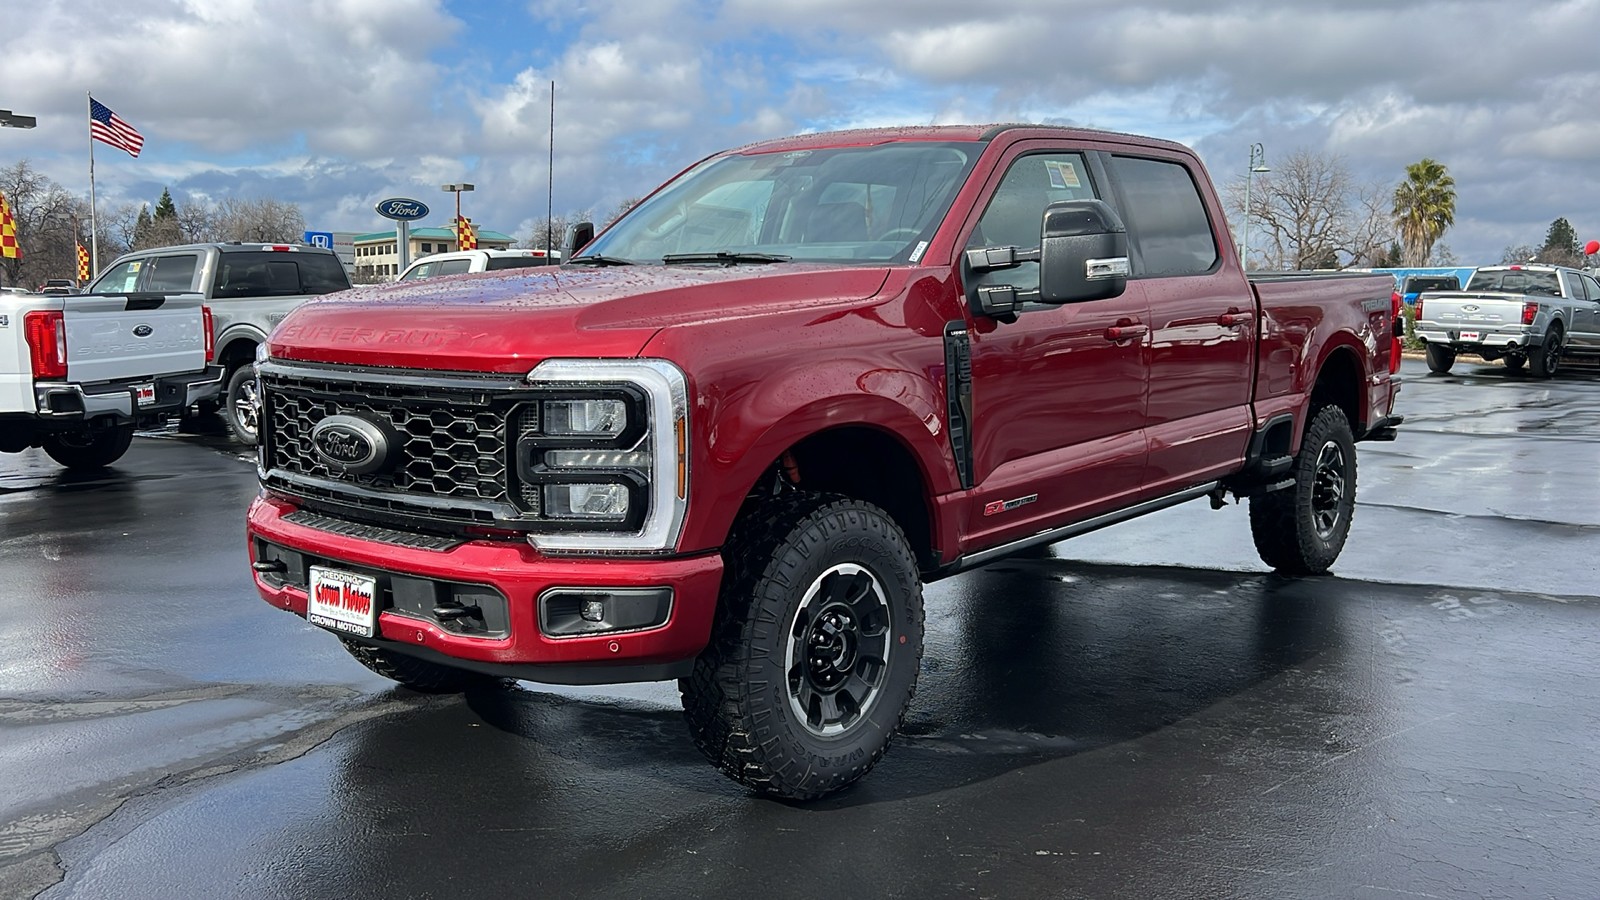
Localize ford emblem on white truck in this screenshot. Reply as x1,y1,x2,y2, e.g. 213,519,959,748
311,415,392,475
133,324,153,337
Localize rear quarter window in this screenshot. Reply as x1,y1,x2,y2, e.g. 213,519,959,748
213,251,351,297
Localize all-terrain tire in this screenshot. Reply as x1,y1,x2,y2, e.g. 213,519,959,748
1424,343,1455,374
1530,326,1563,379
224,366,260,447
1248,405,1357,575
339,638,508,693
680,493,925,800
42,424,135,470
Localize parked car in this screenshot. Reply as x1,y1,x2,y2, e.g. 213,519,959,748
1414,264,1600,376
86,242,352,445
397,248,561,282
246,124,1402,799
1,284,221,469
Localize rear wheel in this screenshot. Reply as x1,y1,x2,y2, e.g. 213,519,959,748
338,638,508,693
680,493,924,800
1424,343,1455,374
1503,354,1526,372
1248,405,1357,575
223,366,260,446
42,424,135,470
1530,326,1563,378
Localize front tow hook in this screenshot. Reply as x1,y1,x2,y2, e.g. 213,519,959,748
252,560,287,573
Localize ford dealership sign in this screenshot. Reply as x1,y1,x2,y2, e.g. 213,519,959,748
374,198,429,221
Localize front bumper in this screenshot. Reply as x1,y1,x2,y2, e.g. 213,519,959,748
32,365,226,421
246,494,725,684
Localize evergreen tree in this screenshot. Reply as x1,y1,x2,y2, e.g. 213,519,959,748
133,204,152,246
153,188,177,221
1538,217,1581,265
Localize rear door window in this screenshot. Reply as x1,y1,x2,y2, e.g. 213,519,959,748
436,259,472,276
1108,155,1219,277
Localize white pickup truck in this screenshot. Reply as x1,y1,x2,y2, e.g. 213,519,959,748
396,248,560,282
1415,264,1600,376
0,289,222,469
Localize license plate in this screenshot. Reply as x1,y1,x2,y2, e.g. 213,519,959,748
308,566,380,637
1458,331,1482,342
134,383,156,406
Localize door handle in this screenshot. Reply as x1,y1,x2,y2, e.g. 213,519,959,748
1218,311,1252,327
1104,323,1149,342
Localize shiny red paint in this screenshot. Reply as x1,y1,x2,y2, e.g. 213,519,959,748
248,125,1400,680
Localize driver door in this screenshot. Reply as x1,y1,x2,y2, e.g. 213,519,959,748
959,145,1150,549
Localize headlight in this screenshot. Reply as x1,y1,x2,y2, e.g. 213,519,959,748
520,359,689,554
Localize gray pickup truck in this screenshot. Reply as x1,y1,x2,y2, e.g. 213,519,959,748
87,242,352,443
1414,264,1600,376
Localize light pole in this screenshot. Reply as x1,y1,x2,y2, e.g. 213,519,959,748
441,183,475,248
1240,143,1269,269
0,109,37,129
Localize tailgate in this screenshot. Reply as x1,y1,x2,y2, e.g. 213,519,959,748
63,292,206,384
1418,292,1522,326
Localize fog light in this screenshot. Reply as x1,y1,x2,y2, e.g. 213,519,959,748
538,588,674,638
580,599,605,622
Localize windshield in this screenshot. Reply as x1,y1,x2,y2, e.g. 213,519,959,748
576,141,981,265
1466,269,1563,297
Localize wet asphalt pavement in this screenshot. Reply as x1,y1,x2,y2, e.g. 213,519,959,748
1,358,1597,899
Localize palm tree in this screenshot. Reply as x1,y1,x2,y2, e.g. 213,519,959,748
1393,159,1456,266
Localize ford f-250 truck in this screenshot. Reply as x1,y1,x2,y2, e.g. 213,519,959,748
1,287,219,469
247,125,1403,799
87,242,352,445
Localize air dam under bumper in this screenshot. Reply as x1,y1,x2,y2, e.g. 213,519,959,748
247,495,724,684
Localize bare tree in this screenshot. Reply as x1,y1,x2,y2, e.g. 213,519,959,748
0,160,90,289
1226,150,1398,270
1500,244,1539,265
522,208,594,254
214,197,306,243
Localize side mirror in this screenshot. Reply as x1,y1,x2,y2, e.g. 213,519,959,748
563,221,595,259
1038,200,1129,304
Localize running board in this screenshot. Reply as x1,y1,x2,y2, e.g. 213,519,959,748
935,482,1221,578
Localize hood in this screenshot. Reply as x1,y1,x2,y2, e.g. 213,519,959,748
268,264,891,373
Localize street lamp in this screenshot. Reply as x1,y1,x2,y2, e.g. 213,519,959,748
441,183,475,247
1240,143,1270,269
0,109,38,129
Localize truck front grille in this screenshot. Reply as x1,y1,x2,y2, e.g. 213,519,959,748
259,362,534,528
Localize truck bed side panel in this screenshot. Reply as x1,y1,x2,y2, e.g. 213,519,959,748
1249,272,1395,442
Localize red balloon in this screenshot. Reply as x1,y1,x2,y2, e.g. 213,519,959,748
1585,240,1599,256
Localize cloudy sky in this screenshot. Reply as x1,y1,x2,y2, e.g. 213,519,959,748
3,0,1598,263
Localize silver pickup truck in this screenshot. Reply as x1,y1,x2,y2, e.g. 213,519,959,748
1415,264,1600,376
87,242,352,445
0,289,221,469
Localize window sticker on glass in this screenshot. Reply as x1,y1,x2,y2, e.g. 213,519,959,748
909,241,929,263
1045,160,1081,190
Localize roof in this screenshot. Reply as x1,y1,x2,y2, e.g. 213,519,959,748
104,241,341,257
353,227,515,243
725,123,1193,156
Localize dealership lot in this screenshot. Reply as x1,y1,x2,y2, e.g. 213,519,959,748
2,358,1597,899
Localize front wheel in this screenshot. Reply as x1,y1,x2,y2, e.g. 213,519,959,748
1424,343,1455,374
42,424,135,470
223,366,261,447
338,638,508,693
680,494,924,800
1530,327,1563,378
1248,405,1357,575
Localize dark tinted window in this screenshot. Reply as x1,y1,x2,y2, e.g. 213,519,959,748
1109,156,1218,277
486,255,559,270
1466,269,1562,296
1403,275,1459,293
212,251,350,297
436,259,472,276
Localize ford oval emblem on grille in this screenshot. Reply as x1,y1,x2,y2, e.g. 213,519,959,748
1462,304,1479,312
311,414,392,475
133,324,153,337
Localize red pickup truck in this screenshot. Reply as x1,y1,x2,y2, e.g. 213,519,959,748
247,125,1402,798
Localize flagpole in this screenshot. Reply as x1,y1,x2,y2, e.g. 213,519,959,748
87,91,99,275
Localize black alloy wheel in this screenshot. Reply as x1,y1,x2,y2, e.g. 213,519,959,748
785,562,893,736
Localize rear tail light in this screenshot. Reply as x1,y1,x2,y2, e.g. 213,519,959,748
1414,297,1423,320
1390,291,1403,374
24,310,68,379
1522,302,1538,325
202,305,215,363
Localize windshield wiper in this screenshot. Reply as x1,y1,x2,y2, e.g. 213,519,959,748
661,251,792,266
566,254,635,267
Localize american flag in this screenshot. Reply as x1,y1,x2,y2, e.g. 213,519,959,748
89,97,144,158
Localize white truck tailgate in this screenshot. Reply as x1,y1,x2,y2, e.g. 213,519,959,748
64,293,206,384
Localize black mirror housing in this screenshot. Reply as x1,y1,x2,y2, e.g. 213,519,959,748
563,221,596,259
1038,200,1130,304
